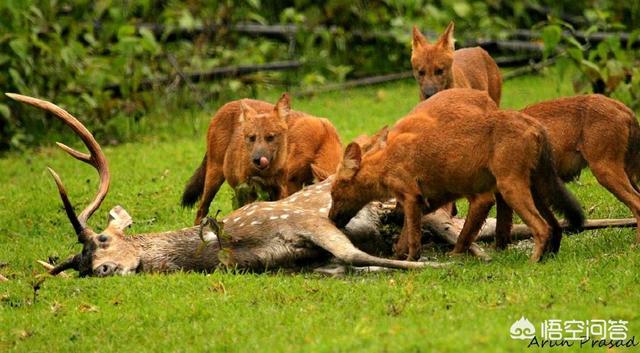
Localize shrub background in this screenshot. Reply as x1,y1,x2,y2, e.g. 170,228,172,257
1,0,638,151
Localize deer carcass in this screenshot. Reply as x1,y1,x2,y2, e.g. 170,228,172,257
8,93,452,277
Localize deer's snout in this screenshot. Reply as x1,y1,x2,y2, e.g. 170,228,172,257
94,262,117,277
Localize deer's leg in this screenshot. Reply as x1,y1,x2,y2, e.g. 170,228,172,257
590,161,640,242
497,178,551,262
451,193,494,254
303,225,449,270
195,163,225,225
494,193,513,250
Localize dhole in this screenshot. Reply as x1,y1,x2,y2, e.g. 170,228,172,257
182,93,342,225
329,89,584,261
493,94,640,245
411,22,502,104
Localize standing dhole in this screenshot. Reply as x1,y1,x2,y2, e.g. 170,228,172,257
411,22,502,104
328,89,584,262
182,93,342,225
490,94,640,245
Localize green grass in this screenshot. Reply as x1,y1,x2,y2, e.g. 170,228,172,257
2,71,640,352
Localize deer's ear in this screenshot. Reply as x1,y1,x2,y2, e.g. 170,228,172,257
340,143,362,179
412,26,428,50
437,21,455,51
274,92,291,121
107,205,132,231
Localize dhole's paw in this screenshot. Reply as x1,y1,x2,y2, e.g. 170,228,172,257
392,239,409,260
494,240,510,251
407,245,422,261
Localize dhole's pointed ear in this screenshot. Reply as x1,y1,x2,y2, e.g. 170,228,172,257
107,205,132,232
372,125,389,145
339,143,362,179
437,21,455,51
412,26,428,50
238,100,256,123
311,164,332,182
274,92,291,120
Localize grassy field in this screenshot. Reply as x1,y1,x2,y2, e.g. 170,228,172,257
1,71,640,352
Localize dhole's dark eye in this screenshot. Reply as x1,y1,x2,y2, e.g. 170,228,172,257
266,134,275,142
248,135,257,142
434,68,444,76
418,69,426,77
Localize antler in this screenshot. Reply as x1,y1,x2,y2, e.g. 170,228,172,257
6,93,110,241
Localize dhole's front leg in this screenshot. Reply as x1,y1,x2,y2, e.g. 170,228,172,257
272,172,288,200
195,162,225,225
394,194,424,260
274,183,288,200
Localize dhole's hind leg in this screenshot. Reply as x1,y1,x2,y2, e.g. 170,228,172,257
195,163,225,225
451,194,494,254
497,179,551,262
590,162,640,242
531,190,563,254
494,193,513,250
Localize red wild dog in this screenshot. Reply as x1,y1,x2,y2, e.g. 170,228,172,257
182,93,342,225
329,89,584,262
411,22,502,104
490,94,640,245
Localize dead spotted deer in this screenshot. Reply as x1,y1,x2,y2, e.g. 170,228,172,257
7,93,452,276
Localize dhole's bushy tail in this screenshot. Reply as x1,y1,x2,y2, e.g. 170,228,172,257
181,154,207,207
532,141,585,229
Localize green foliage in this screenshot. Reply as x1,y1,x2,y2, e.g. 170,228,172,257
232,182,271,210
2,1,639,150
0,1,289,150
541,17,640,109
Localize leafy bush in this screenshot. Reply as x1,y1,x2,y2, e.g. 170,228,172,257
1,1,638,151
541,19,640,109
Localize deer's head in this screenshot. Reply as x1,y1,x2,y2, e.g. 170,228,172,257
7,93,142,277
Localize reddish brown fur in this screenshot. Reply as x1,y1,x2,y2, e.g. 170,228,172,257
329,89,583,262
513,94,640,242
184,94,342,225
411,22,502,105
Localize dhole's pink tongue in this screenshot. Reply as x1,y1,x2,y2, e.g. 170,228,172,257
259,156,269,168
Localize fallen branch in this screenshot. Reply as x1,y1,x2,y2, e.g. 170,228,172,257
349,200,637,258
